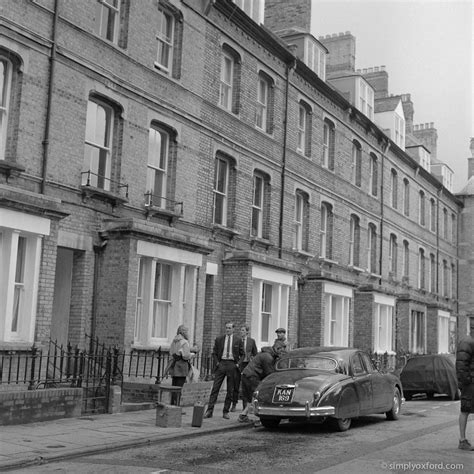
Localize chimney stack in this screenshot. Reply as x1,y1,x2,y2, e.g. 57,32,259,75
319,31,356,75
468,137,474,179
413,123,438,160
264,0,312,33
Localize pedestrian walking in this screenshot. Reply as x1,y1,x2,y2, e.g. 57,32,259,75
238,340,287,422
456,316,474,450
168,325,196,405
234,325,258,410
204,322,243,419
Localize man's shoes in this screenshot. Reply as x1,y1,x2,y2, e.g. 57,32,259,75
230,404,237,412
458,439,474,450
238,414,250,423
204,410,213,419
223,412,230,419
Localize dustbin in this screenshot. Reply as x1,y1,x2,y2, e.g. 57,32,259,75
191,401,205,427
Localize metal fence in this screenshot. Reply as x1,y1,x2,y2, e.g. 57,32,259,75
0,337,214,390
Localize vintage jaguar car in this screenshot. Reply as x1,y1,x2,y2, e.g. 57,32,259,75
252,347,403,431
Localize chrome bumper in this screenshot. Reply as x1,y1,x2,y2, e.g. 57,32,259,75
254,402,335,418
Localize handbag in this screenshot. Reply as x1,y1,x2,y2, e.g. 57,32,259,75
186,365,200,383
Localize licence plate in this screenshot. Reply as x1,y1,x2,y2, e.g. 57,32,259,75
272,386,295,404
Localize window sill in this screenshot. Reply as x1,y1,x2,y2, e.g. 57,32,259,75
0,160,25,180
0,341,34,353
144,203,183,224
348,265,365,274
212,225,240,240
292,249,315,259
81,185,128,207
319,257,338,265
250,237,273,250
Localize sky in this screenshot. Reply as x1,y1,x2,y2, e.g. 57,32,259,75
311,0,473,193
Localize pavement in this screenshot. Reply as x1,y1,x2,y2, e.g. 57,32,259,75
0,403,252,472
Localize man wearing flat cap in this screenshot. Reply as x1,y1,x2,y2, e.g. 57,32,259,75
275,328,287,345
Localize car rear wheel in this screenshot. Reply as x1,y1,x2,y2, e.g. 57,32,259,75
386,388,401,420
260,417,280,429
331,417,351,432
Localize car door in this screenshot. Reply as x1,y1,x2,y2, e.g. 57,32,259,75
361,352,392,411
350,353,373,414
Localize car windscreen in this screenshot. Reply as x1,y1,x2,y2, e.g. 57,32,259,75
275,356,338,371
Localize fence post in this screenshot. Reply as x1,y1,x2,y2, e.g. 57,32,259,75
28,345,38,390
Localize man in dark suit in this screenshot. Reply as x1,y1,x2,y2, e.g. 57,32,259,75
233,324,258,410
204,322,243,419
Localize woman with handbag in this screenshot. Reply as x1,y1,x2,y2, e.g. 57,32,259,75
168,325,195,404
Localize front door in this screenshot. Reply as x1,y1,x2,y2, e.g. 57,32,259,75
51,247,74,346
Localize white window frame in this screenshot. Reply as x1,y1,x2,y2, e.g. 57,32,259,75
419,191,425,226
349,215,356,266
367,223,377,273
430,198,436,232
297,103,307,154
389,234,397,275
256,74,269,131
251,266,291,349
323,283,351,347
320,203,328,259
0,210,50,343
251,173,264,237
95,0,120,43
402,240,409,279
155,8,174,73
391,169,398,208
323,119,335,169
418,248,425,289
437,311,450,353
294,192,306,251
82,98,113,191
219,50,234,111
234,0,263,23
134,241,201,348
0,57,12,160
410,310,426,354
374,296,394,353
213,156,230,226
369,154,378,196
305,38,326,80
352,141,362,186
429,253,436,293
146,126,169,208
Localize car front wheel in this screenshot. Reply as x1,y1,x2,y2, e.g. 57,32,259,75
331,417,351,432
386,388,401,420
260,417,281,429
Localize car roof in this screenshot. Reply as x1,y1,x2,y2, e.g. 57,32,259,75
280,346,358,361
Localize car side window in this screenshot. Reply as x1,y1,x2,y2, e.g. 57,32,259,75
351,354,367,376
360,353,377,373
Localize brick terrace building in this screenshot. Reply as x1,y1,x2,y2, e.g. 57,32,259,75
0,0,462,365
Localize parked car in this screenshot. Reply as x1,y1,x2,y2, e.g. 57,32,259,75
252,347,403,431
400,354,460,401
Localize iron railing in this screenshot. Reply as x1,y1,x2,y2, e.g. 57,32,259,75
0,338,214,390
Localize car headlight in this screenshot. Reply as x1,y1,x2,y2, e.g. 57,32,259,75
313,391,321,404
252,390,259,401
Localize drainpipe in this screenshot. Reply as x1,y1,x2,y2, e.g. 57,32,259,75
436,186,441,300
41,0,60,194
379,140,390,282
278,59,296,259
